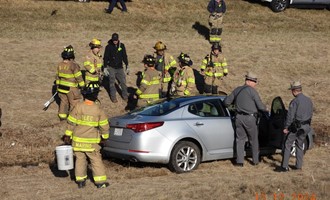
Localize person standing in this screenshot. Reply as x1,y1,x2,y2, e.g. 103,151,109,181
172,53,196,96
200,43,228,94
135,55,162,107
153,41,177,98
55,45,85,121
224,72,267,167
83,39,103,86
103,33,129,103
207,0,226,44
105,0,128,14
63,82,110,189
275,81,313,172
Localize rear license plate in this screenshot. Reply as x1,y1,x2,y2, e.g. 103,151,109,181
114,128,123,136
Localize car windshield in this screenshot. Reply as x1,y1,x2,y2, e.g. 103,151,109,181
130,99,181,116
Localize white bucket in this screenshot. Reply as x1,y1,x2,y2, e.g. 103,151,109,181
55,145,74,170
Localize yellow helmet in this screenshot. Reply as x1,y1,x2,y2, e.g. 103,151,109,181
89,39,102,48
153,41,167,51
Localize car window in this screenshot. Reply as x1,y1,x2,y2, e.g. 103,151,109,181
188,100,227,117
132,101,178,116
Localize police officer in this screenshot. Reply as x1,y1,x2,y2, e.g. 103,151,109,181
172,53,196,96
224,72,267,167
63,82,110,188
200,43,228,94
135,55,162,107
275,81,313,172
84,39,103,86
103,33,129,103
55,45,85,121
207,0,226,44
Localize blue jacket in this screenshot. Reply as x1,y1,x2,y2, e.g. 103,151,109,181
207,0,226,14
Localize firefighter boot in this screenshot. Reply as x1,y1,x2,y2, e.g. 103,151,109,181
77,180,86,189
96,182,110,188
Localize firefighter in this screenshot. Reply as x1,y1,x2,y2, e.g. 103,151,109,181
207,0,226,44
153,41,177,98
172,53,196,96
55,45,85,121
135,55,162,107
83,39,103,86
63,82,110,189
200,43,228,94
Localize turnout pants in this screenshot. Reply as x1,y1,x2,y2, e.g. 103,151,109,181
281,125,310,169
58,88,81,120
209,14,223,43
235,114,259,164
75,150,107,184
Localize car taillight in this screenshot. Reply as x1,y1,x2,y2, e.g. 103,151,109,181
126,122,164,133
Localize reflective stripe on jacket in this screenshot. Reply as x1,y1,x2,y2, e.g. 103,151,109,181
65,100,109,152
56,60,85,94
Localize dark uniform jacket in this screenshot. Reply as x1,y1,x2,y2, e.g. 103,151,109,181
103,40,128,69
285,93,313,129
224,85,266,114
207,0,226,14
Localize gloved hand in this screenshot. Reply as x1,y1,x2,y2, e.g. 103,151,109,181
62,135,72,145
224,72,228,76
99,138,107,147
126,66,130,75
103,68,110,77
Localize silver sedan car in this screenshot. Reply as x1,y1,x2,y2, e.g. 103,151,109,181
103,95,314,173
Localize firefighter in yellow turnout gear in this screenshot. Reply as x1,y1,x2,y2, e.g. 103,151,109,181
153,41,177,98
172,53,196,96
63,82,110,189
56,45,85,120
135,55,162,107
200,43,228,94
83,39,103,85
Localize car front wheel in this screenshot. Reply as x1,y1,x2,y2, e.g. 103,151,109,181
270,0,289,12
169,141,201,173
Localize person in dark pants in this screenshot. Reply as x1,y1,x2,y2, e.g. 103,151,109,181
275,81,313,172
224,72,267,167
105,0,128,14
103,33,129,103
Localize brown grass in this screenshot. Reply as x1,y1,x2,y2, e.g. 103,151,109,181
0,0,329,199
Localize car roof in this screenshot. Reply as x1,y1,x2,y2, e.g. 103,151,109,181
168,95,226,107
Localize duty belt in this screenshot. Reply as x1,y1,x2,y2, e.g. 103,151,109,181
299,119,311,125
236,111,257,116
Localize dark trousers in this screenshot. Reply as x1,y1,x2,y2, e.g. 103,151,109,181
106,67,128,100
107,0,127,12
281,125,310,169
235,114,259,164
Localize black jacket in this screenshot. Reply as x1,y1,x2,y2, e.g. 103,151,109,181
207,0,226,14
103,39,128,69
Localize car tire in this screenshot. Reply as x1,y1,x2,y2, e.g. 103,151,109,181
290,137,308,157
168,141,201,173
270,0,289,12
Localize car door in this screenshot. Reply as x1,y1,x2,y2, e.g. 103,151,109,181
183,99,235,157
268,96,287,149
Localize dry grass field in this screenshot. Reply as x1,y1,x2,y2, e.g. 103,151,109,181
0,0,329,199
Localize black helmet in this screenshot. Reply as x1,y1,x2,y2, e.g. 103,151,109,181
142,54,156,66
178,52,193,66
211,43,222,52
81,82,100,101
61,45,75,60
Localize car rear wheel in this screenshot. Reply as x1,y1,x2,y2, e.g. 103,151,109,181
290,137,307,157
270,0,289,12
169,141,201,173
